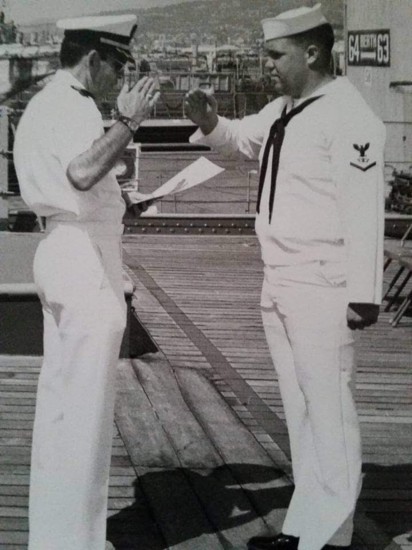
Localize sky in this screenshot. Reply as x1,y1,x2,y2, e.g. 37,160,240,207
5,0,204,25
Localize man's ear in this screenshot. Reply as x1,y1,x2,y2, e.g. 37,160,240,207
87,49,101,79
305,44,320,68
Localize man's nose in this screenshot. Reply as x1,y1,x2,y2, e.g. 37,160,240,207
264,57,275,71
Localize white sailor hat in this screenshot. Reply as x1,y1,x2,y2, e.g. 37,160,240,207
57,14,138,63
262,3,328,42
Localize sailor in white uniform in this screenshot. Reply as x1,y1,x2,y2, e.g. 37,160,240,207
185,4,385,550
13,15,158,550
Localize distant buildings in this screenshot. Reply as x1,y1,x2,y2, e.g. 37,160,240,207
0,11,18,45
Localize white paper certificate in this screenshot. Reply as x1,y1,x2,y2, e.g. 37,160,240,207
126,157,225,204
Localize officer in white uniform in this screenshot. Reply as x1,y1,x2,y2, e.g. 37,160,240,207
185,5,385,550
13,15,159,550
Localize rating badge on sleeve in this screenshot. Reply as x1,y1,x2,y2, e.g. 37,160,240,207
350,143,377,172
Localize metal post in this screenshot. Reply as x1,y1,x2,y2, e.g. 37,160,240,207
36,216,45,232
247,169,257,213
135,143,141,191
158,173,163,213
0,106,9,229
343,0,348,75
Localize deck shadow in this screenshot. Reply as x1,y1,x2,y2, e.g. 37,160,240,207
357,462,412,548
107,463,293,550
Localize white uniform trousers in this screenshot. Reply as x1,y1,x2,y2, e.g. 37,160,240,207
29,222,127,550
260,261,362,550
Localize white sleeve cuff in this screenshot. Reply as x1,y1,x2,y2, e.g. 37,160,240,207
189,116,228,146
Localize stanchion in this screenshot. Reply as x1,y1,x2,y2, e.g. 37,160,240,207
0,106,9,229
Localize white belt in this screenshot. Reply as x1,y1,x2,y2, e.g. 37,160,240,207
46,220,124,237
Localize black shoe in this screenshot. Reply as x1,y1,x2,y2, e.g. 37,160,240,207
247,533,299,550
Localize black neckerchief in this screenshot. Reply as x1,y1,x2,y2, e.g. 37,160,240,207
257,95,324,223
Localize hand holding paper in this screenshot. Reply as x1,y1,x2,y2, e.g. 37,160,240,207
121,190,155,216
124,157,225,205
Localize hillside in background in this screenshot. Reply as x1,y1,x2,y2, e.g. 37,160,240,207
102,0,344,48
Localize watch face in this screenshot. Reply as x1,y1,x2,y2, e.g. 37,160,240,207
113,159,127,177
118,115,138,134
113,148,136,183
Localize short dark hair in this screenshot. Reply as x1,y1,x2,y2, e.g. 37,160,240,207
290,23,335,71
60,28,135,69
60,37,112,68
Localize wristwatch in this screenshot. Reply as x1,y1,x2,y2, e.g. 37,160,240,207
117,114,139,135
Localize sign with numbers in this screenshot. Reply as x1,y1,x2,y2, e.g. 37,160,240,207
347,30,390,66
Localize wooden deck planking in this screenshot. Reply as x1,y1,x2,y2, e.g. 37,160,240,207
113,358,290,550
0,357,35,541
123,234,412,549
0,233,410,549
0,345,290,548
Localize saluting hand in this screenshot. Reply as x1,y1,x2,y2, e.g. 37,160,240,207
184,89,218,135
117,76,160,125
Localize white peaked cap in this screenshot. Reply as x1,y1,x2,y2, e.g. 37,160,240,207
57,14,137,61
57,14,137,39
262,3,328,42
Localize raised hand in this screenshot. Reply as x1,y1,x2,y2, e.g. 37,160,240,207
184,89,218,135
117,76,160,125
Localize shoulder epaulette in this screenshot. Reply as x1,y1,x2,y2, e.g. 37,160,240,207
71,85,95,100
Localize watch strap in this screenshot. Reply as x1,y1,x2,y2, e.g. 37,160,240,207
117,115,139,135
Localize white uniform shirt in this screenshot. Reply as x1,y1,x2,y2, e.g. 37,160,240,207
14,69,125,224
190,77,386,303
